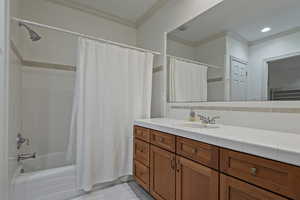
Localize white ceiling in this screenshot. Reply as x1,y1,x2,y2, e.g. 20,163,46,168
169,0,300,44
50,0,168,27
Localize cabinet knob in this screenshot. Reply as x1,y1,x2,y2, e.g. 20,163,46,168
250,167,257,176
158,137,164,142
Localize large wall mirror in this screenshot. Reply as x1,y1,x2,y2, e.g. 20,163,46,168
166,0,300,103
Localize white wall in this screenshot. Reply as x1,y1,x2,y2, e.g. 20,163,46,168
8,0,22,199
138,0,224,117
225,33,249,101
167,107,300,134
249,31,300,101
19,0,137,65
167,39,196,60
137,0,223,52
152,69,165,118
0,0,9,199
8,49,22,187
226,34,249,62
21,67,75,157
196,36,226,67
196,36,226,101
10,0,22,49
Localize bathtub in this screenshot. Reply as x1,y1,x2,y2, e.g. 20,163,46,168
13,153,80,200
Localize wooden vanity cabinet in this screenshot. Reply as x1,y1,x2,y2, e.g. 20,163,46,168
150,145,176,200
150,129,176,152
177,136,219,170
220,174,289,200
133,126,300,200
133,160,150,191
176,156,219,200
220,148,300,199
134,126,150,142
134,126,219,200
134,139,150,166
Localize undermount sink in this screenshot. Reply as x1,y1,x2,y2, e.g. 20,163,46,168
177,122,219,129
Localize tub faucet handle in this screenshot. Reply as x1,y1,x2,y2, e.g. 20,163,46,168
17,152,36,162
17,133,30,150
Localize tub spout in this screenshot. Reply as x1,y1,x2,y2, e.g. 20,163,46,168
17,152,36,162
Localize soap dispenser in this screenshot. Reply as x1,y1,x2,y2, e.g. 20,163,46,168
189,108,196,122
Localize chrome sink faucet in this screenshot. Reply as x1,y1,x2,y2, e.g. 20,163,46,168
197,114,220,124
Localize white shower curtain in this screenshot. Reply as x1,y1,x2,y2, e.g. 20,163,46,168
70,38,153,191
169,58,207,102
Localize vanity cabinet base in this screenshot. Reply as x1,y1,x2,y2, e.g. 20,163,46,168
133,126,300,200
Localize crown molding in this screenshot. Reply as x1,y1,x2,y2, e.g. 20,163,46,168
226,31,249,45
250,27,300,46
46,0,168,29
194,32,227,46
168,34,196,47
170,26,300,48
168,32,227,48
46,0,137,28
136,0,169,27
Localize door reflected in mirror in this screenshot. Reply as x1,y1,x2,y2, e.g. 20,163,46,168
167,0,300,102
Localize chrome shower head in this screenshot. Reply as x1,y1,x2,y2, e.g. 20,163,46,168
19,22,41,42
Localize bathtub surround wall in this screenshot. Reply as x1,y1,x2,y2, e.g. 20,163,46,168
21,67,75,158
8,0,23,199
8,48,22,181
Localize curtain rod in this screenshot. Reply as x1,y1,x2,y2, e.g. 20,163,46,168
11,17,161,56
167,55,222,69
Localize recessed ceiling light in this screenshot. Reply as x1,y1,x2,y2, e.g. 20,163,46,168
261,27,271,33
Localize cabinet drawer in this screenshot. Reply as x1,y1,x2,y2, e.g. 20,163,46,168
220,149,300,199
176,137,219,170
220,174,289,200
150,130,176,152
134,126,150,142
134,160,149,192
134,139,150,166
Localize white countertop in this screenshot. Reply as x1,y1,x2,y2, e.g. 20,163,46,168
134,118,300,167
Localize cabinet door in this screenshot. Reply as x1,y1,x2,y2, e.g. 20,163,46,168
134,139,150,166
176,156,219,200
133,160,150,192
220,174,289,200
150,145,176,200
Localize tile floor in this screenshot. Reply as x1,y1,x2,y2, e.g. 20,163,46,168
72,181,153,200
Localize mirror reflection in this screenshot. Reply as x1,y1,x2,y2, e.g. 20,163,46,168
167,0,300,102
